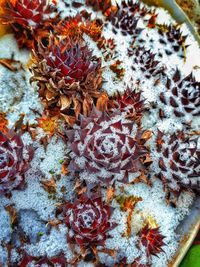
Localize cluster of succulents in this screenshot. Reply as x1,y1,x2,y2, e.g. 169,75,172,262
0,0,199,266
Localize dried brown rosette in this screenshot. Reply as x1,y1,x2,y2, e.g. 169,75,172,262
0,0,56,48
155,130,200,196
64,194,115,247
31,37,103,125
66,108,151,185
0,130,33,194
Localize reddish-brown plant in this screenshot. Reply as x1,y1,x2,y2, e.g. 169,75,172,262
112,88,145,122
3,0,50,27
31,37,103,124
0,0,55,48
58,15,102,42
0,130,33,194
18,253,66,267
108,0,154,36
138,224,165,258
128,46,164,79
86,0,113,15
64,194,115,247
159,70,200,118
66,108,150,185
155,130,200,196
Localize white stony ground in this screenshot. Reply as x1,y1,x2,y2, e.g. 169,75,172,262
0,0,200,266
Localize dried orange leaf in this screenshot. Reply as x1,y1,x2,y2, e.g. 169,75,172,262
83,96,93,116
73,97,82,119
189,130,200,136
141,130,152,141
5,205,17,226
0,112,8,134
116,195,142,237
116,195,142,212
61,163,69,175
96,92,109,111
14,113,25,131
147,14,157,28
110,60,125,79
98,248,116,258
106,186,115,203
0,58,19,71
143,155,153,166
47,219,62,228
37,116,58,136
62,114,76,126
41,178,57,194
132,171,151,186
60,95,71,111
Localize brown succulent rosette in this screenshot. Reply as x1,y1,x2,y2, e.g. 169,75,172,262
0,130,33,194
66,108,151,185
64,194,116,247
31,37,103,125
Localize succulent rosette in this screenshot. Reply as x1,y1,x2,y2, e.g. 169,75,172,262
159,71,200,118
113,88,144,122
86,0,113,14
31,38,102,122
18,253,66,267
65,194,115,246
3,0,51,28
66,108,150,185
155,130,200,195
138,224,165,258
0,130,33,194
0,0,55,48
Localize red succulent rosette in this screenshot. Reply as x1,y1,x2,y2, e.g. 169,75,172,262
0,0,56,48
138,224,165,258
65,194,115,247
113,88,144,122
2,0,51,28
66,108,150,185
0,130,33,194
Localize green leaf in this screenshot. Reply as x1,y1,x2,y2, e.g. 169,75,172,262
37,232,43,237
180,245,200,267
